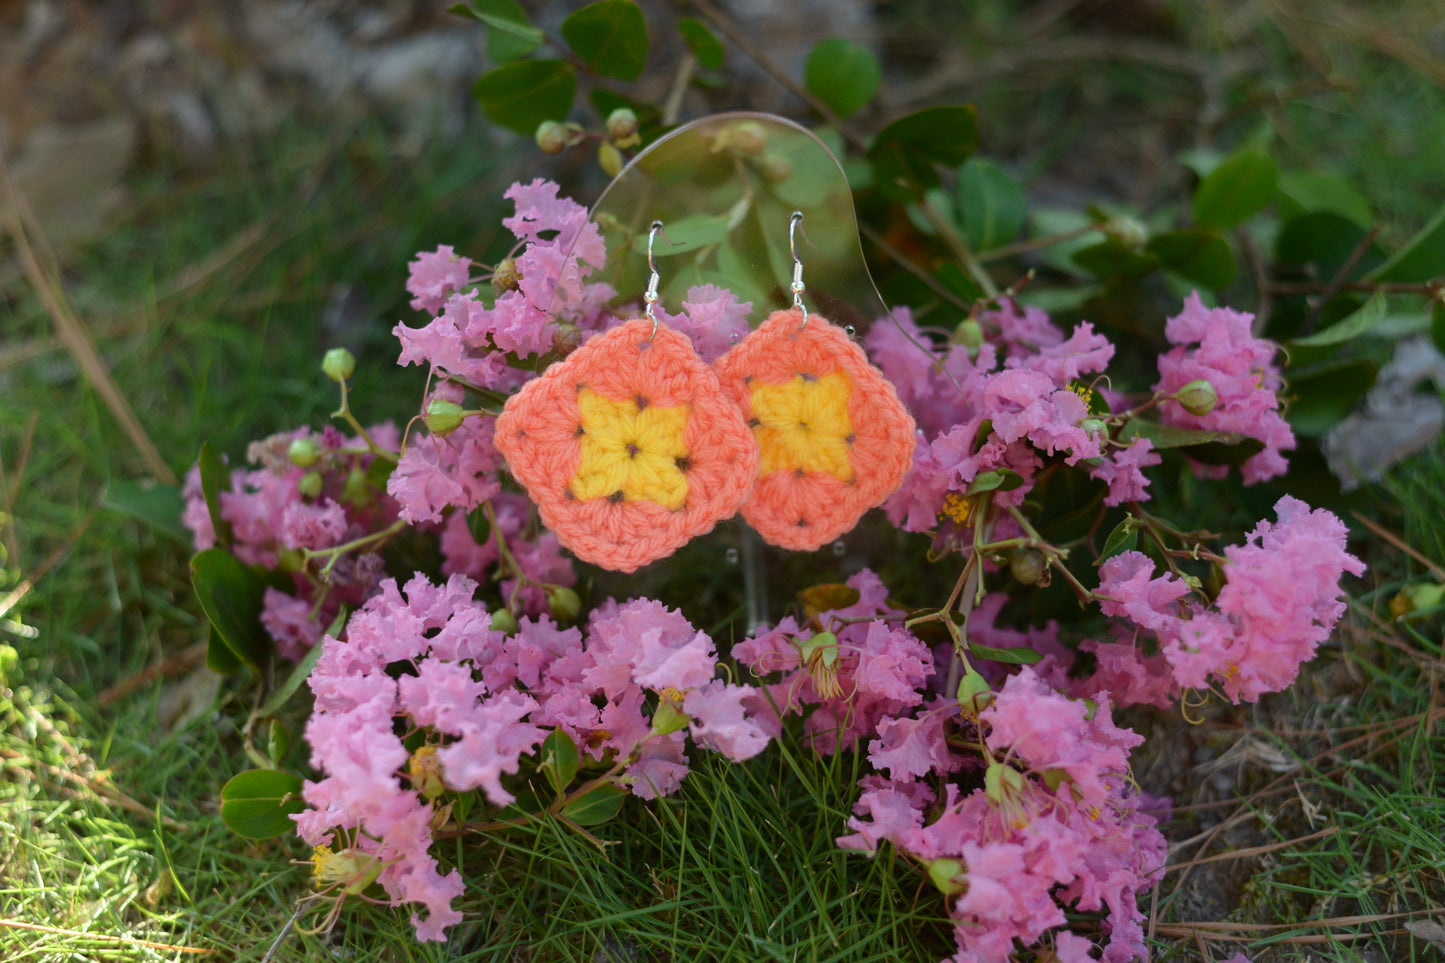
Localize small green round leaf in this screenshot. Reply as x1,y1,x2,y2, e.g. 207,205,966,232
955,159,1026,252
677,18,724,70
561,0,649,82
805,39,881,119
1146,229,1236,290
221,769,305,839
540,729,581,796
562,784,627,826
1192,148,1277,230
473,60,578,136
191,548,269,668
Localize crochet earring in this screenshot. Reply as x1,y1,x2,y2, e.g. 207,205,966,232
495,221,759,573
713,212,916,551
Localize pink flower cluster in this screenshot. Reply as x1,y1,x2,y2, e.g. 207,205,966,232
1154,293,1295,483
838,668,1167,963
295,572,774,940
182,424,400,659
870,304,1161,536
1088,495,1364,704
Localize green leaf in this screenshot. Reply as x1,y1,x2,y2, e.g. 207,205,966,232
1146,229,1236,290
1290,291,1388,347
967,643,1043,665
1097,518,1138,563
561,783,626,826
473,60,577,135
633,212,730,255
964,469,1024,497
191,548,269,668
206,624,243,674
1371,201,1445,283
934,262,985,303
267,719,292,770
539,729,581,797
466,506,492,546
102,479,189,544
955,159,1025,252
804,39,881,119
677,18,724,70
257,613,336,717
1277,171,1372,227
1192,148,1277,230
449,0,544,63
197,442,233,546
561,0,649,82
1071,238,1160,280
869,106,977,200
220,769,305,839
1432,302,1445,357
1121,422,1266,465
1275,212,1384,279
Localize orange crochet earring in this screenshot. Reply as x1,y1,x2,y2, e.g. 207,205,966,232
495,222,759,573
713,212,916,551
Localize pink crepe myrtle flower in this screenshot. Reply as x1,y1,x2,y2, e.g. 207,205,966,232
406,245,472,315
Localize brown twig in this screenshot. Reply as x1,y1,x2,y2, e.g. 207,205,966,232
1350,510,1445,583
1302,224,1381,333
855,221,972,312
97,641,210,707
1164,825,1339,873
0,919,210,954
1266,279,1442,297
0,150,177,484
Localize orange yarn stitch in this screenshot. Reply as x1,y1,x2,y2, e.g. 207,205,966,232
713,308,916,551
495,318,759,573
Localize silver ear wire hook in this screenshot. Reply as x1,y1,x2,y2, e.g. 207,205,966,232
644,219,675,338
789,211,809,328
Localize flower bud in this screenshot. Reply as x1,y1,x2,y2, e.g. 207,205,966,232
598,140,624,178
297,470,324,499
276,548,305,573
1009,547,1046,585
1103,215,1148,248
424,399,466,436
758,152,792,183
491,257,520,293
409,745,447,801
341,467,371,507
956,667,993,715
605,107,639,146
651,697,690,736
1176,378,1218,416
547,586,582,621
926,857,967,896
733,121,766,155
1080,417,1109,441
322,347,355,383
489,608,519,635
535,120,568,155
288,437,321,468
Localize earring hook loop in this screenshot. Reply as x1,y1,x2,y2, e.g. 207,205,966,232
644,219,675,337
789,211,810,328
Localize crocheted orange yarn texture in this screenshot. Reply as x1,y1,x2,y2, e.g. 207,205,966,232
495,318,759,573
713,308,916,551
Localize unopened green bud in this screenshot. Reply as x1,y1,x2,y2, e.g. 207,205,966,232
1009,547,1046,585
1103,215,1148,248
322,347,355,383
1176,378,1218,417
758,152,792,183
927,857,967,896
984,760,1024,806
598,140,624,178
489,608,519,635
492,257,520,293
424,399,466,436
276,548,306,573
605,107,639,146
956,667,993,715
341,467,371,507
1080,417,1109,441
951,318,985,360
288,437,321,468
547,586,582,622
733,121,766,155
297,471,324,499
535,120,568,155
651,698,690,736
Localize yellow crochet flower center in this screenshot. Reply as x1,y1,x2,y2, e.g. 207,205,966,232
749,371,855,482
570,388,691,510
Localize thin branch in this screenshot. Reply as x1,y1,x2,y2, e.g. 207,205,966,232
1303,224,1380,333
